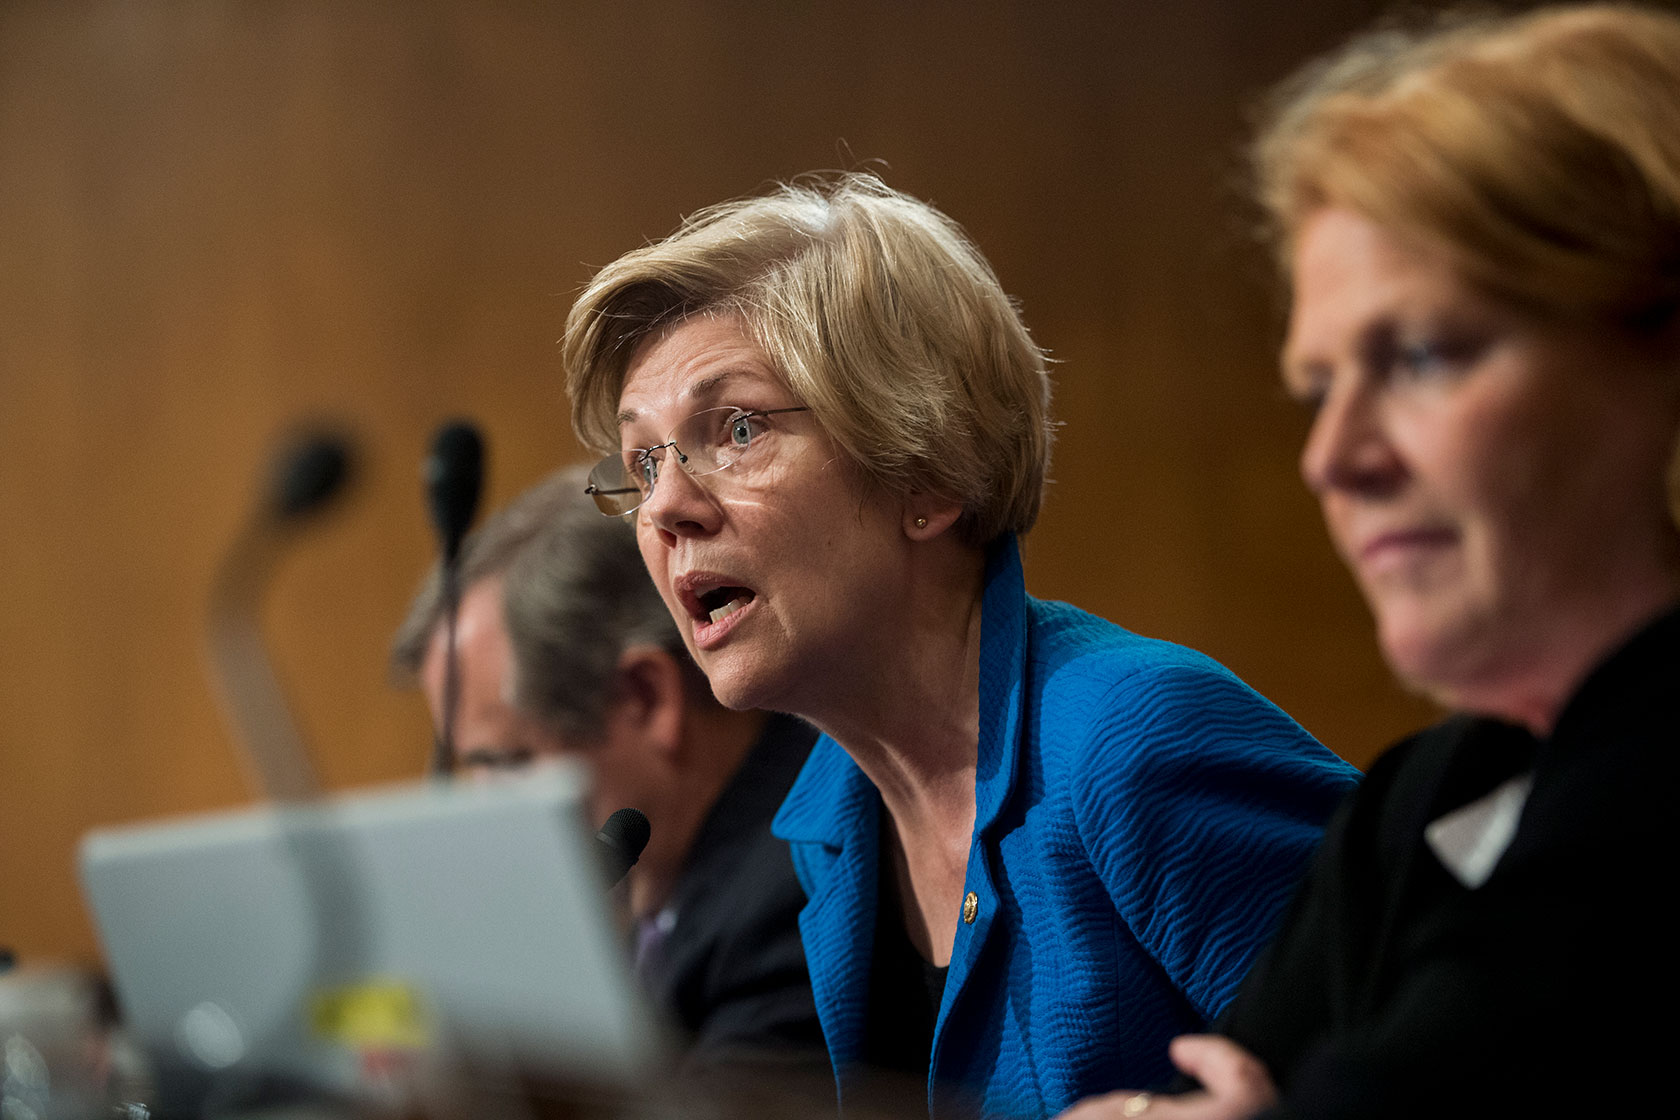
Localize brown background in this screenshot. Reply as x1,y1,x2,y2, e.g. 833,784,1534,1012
2,0,1515,965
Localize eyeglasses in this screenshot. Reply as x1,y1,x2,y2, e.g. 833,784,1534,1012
585,405,811,516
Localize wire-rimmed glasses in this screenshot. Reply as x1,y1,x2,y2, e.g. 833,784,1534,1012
585,405,811,516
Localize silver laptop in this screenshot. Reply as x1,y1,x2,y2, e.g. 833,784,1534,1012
79,764,665,1104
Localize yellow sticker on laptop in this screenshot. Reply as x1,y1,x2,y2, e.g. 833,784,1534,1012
308,980,431,1049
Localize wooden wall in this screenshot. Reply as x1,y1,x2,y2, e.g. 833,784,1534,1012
1,0,1476,964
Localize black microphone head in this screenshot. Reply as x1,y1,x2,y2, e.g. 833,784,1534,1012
270,430,355,521
425,420,484,563
595,807,651,888
599,807,651,862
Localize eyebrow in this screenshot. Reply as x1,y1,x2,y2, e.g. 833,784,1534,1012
614,369,748,429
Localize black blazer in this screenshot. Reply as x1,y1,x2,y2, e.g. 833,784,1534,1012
1215,607,1680,1119
640,712,827,1076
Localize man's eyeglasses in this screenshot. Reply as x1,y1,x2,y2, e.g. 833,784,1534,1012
585,405,811,516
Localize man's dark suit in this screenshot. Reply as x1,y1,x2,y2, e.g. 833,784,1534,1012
638,712,825,1074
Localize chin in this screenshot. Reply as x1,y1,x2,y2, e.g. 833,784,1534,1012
695,654,777,713
1375,605,1498,711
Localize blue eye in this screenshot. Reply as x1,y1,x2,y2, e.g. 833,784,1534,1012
1388,328,1488,383
728,412,758,448
1396,341,1449,376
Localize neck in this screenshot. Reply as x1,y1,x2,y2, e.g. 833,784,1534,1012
1433,570,1680,737
807,539,986,822
806,536,987,968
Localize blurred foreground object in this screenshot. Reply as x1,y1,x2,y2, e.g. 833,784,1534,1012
78,765,662,1117
0,963,148,1120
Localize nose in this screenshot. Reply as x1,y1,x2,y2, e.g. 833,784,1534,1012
1299,378,1404,498
640,449,723,544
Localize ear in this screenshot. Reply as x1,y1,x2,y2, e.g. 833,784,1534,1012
607,645,688,763
903,498,964,541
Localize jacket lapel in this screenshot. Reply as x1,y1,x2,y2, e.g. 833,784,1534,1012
776,739,882,1084
932,537,1028,1083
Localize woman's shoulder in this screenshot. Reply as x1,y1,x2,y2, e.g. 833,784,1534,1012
1021,598,1355,803
1025,596,1285,718
1336,715,1499,859
1360,717,1471,788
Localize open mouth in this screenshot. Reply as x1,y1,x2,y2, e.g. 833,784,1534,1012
676,570,759,631
698,585,755,624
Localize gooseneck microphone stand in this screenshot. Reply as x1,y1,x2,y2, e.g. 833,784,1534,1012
205,428,355,802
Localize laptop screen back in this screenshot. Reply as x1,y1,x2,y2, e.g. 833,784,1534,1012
79,765,664,1100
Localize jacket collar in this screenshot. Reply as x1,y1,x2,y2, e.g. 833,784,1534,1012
973,533,1028,839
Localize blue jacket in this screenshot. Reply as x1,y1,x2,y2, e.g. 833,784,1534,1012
772,538,1358,1118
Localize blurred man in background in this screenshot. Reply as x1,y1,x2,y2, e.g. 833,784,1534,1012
391,464,822,1074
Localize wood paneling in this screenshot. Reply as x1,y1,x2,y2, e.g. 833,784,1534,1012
1,0,1460,964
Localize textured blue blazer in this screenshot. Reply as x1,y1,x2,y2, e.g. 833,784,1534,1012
773,537,1358,1119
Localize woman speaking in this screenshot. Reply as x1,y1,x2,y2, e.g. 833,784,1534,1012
562,173,1355,1118
1066,5,1680,1118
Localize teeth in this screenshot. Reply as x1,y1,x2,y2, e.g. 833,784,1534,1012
708,596,748,624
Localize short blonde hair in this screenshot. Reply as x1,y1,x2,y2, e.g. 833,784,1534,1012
563,173,1053,546
1253,3,1680,332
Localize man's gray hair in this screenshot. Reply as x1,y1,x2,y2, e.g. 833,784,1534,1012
390,463,701,741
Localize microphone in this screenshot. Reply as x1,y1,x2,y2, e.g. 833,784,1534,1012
207,426,357,801
272,435,353,520
423,420,486,778
595,808,651,888
425,421,484,568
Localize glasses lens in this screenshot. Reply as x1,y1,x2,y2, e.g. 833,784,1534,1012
672,406,753,479
593,407,772,516
586,454,641,516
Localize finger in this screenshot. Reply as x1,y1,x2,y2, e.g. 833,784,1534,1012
1054,1092,1155,1120
1168,1035,1278,1110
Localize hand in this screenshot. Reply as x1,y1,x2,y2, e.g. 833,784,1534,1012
1056,1035,1279,1120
